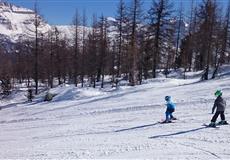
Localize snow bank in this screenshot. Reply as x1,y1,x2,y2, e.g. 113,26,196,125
50,85,106,102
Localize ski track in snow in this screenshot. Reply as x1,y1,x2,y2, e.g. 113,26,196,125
0,77,230,159
178,142,222,159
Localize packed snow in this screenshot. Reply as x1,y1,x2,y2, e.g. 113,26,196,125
0,69,230,159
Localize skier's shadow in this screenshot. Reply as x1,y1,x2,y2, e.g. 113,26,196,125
149,126,207,139
115,122,160,132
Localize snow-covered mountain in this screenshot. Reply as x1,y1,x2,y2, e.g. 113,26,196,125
0,2,188,50
0,2,51,42
55,25,92,44
0,2,111,43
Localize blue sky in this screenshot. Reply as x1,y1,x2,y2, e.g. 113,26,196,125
7,0,227,25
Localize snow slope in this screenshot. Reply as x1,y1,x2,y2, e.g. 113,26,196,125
0,73,230,159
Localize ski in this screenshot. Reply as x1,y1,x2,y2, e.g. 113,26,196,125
203,121,228,128
158,118,177,124
216,121,229,126
158,121,175,124
202,123,220,128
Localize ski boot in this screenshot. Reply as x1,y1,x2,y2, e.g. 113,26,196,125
161,120,172,123
217,120,228,125
208,122,216,127
170,117,177,120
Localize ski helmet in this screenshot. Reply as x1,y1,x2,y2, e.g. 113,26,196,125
215,90,222,97
165,96,171,101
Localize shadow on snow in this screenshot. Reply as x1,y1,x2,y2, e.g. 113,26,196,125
115,122,160,132
149,126,208,139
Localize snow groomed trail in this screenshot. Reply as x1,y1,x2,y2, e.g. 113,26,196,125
0,77,230,159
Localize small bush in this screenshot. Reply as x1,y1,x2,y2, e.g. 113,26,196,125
44,92,56,101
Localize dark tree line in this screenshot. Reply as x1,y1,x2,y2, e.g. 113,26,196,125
0,0,230,95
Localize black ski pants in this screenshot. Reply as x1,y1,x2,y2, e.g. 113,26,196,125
211,111,225,122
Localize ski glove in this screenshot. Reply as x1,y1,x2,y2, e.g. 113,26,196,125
212,108,214,114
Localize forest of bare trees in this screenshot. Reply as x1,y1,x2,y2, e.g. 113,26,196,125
0,0,230,95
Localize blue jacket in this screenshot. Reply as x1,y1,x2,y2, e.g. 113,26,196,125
166,101,176,110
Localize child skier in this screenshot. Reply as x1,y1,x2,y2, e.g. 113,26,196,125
209,90,228,127
163,96,176,123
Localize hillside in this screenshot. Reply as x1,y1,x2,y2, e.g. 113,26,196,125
0,68,229,159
